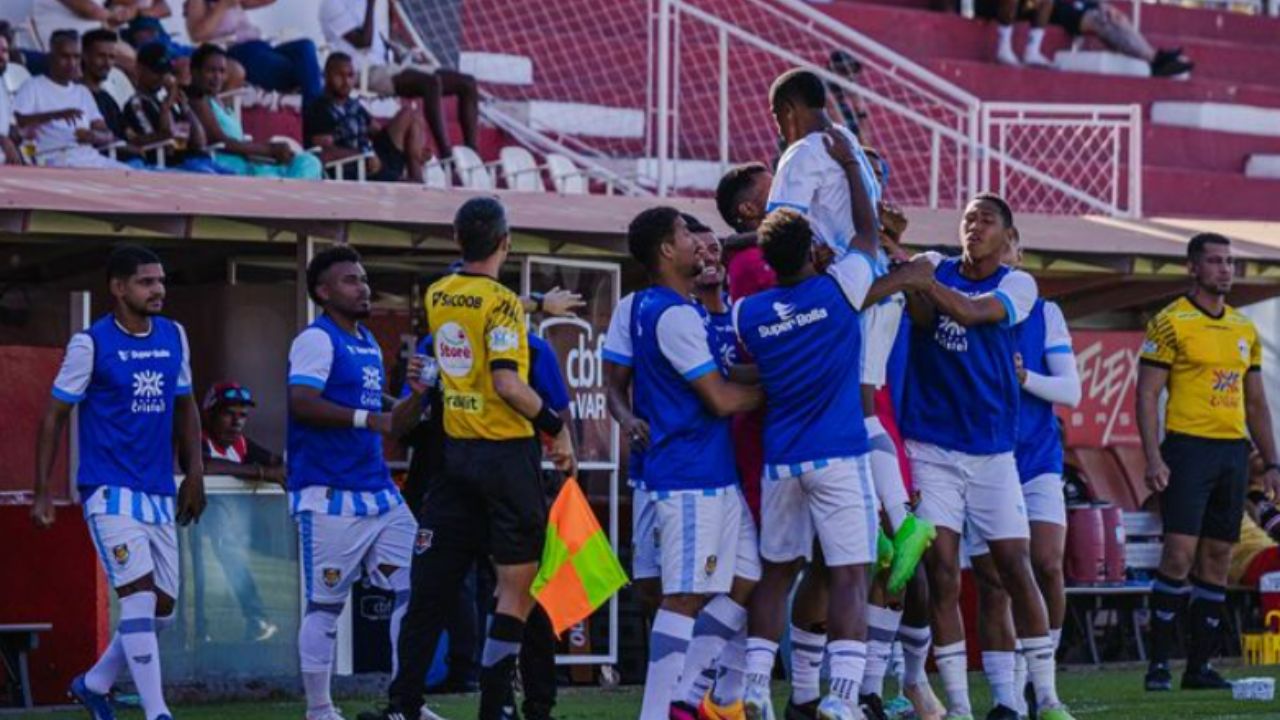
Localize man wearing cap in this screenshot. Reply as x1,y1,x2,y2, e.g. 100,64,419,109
195,380,283,642
123,42,232,174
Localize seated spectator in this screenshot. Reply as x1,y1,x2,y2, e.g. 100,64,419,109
13,29,130,169
1230,451,1280,589
80,29,128,141
121,14,246,89
1049,1,1192,77
30,0,138,77
187,43,322,179
0,30,20,165
826,50,869,142
304,52,426,182
319,0,478,159
124,43,233,173
967,0,1053,66
184,0,322,104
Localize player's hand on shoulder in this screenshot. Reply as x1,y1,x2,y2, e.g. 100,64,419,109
543,287,586,317
30,491,55,529
895,254,936,290
879,201,908,241
813,242,836,273
822,126,856,168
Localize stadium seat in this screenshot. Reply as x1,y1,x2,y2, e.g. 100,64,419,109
1109,445,1155,511
449,145,495,190
499,146,545,192
545,153,588,195
423,158,450,189
3,62,31,94
1065,447,1140,511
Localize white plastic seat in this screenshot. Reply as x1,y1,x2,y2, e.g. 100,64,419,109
499,146,544,192
423,158,450,189
545,153,588,195
450,145,494,190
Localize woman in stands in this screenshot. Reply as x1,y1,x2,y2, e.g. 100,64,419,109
185,0,323,104
187,43,323,179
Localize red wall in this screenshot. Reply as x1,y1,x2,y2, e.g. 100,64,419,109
0,347,68,497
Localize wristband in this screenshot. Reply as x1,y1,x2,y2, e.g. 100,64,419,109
533,405,564,437
353,409,370,429
1266,462,1280,475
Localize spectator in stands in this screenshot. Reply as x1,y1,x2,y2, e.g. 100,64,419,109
187,43,322,179
318,0,479,160
1230,451,1280,591
30,0,138,77
0,31,20,165
184,0,323,104
304,52,427,182
969,0,1053,67
196,380,283,643
80,29,128,141
13,29,130,169
124,43,233,173
826,50,869,142
1049,1,1193,77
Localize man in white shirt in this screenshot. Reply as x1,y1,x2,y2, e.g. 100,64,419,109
0,31,21,164
13,29,129,169
318,0,478,160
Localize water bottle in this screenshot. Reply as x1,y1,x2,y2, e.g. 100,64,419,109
417,354,440,389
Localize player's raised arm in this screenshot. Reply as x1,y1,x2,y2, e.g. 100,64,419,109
822,126,880,258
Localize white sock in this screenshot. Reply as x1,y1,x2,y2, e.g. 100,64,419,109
641,610,695,720
828,639,868,704
84,634,126,694
866,417,909,532
1021,636,1061,708
712,627,748,706
935,641,971,716
982,650,1017,710
1027,27,1045,54
863,605,903,697
1012,640,1029,714
1050,627,1062,651
788,626,825,705
677,595,747,706
899,624,932,687
299,602,342,715
389,569,410,678
118,592,168,720
997,24,1014,54
745,636,780,690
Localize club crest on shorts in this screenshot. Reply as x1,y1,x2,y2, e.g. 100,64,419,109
112,544,130,565
322,567,342,588
704,554,718,577
415,528,434,554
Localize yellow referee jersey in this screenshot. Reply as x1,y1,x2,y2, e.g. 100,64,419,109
1140,295,1261,440
425,272,533,440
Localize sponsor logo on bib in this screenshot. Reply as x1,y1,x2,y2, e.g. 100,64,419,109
437,322,474,377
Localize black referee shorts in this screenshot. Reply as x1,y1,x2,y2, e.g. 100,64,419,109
1160,432,1250,543
419,436,547,565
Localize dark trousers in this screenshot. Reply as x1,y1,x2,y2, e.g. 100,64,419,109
228,39,323,102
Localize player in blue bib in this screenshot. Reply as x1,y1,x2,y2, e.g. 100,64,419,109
33,245,206,720
732,209,933,720
287,246,429,720
967,230,1081,718
626,207,763,720
900,194,1075,720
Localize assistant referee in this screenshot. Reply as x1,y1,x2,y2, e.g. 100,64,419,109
1138,233,1280,692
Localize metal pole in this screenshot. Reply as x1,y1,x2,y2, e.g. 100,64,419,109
718,26,730,173
671,5,683,190
1130,104,1143,218
1110,128,1120,215
972,104,984,194
929,128,940,209
655,0,672,196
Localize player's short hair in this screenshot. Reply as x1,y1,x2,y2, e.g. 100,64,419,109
770,68,826,112
1188,233,1230,262
681,213,712,235
628,206,682,271
324,52,352,73
758,208,813,278
715,163,769,233
306,245,362,305
970,192,1014,228
453,197,509,262
82,28,118,51
107,245,162,281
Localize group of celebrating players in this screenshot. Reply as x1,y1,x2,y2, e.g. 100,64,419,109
605,67,1082,720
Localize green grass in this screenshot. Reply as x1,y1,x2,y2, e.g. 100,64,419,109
37,665,1280,720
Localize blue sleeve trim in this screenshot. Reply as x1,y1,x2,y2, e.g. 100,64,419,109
994,290,1017,327
765,200,809,214
1044,345,1073,355
288,375,327,390
51,387,83,404
681,361,717,382
602,349,632,367
175,385,192,396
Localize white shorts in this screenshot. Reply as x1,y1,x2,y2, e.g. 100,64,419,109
654,486,742,595
860,294,904,388
908,441,1029,543
297,502,417,605
88,513,180,597
734,487,763,582
966,473,1065,556
760,456,877,567
632,486,660,581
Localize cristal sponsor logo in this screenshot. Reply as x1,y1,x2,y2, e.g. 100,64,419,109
131,370,167,413
361,365,383,408
757,305,828,338
1141,339,1158,355
934,314,968,352
116,349,172,362
488,326,519,353
436,322,474,377
362,366,381,391
431,290,483,309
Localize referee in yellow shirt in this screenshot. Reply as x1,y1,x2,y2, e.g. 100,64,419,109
1137,233,1280,692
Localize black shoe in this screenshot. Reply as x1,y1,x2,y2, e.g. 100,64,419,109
985,705,1020,720
1182,665,1232,690
859,694,887,720
1024,680,1038,718
784,698,819,720
1144,663,1173,692
1151,50,1194,78
357,707,414,720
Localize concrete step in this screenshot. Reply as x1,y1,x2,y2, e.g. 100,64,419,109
1146,125,1280,173
493,100,646,139
1144,166,1280,219
1246,154,1280,179
1053,50,1151,78
1152,101,1280,137
459,51,533,86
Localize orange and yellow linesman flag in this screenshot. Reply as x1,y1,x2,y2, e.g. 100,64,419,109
531,476,629,636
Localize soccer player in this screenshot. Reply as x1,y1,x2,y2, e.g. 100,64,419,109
900,194,1074,720
736,208,935,720
968,229,1081,718
1138,233,1280,692
627,207,762,720
287,245,429,720
33,245,206,720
